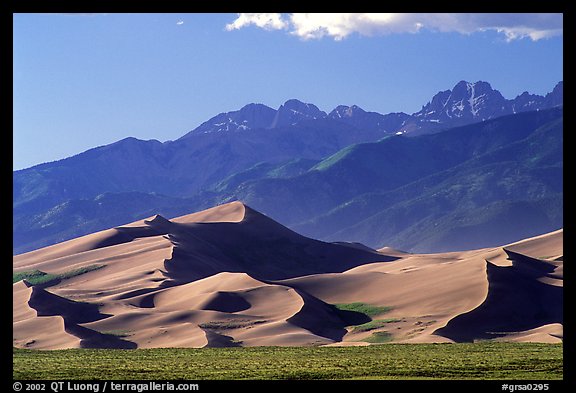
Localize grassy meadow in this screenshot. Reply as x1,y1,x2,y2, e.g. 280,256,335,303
13,343,562,380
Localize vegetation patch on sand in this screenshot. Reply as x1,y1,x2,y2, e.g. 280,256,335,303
362,331,394,343
352,319,403,333
13,270,48,285
13,265,105,286
198,320,267,330
100,330,133,338
334,302,393,317
13,343,562,380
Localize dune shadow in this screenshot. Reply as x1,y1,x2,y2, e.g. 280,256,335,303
435,253,562,342
286,290,368,342
202,330,242,348
202,291,251,313
159,216,398,284
333,309,372,326
27,285,137,349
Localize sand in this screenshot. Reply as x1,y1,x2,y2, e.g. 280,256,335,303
13,201,563,348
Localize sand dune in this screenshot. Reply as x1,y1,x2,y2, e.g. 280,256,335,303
13,202,563,348
504,229,563,260
13,281,81,349
434,252,562,343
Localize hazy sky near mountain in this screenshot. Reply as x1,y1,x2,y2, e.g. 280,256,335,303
13,13,563,170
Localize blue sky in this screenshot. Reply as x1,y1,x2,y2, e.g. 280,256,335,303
13,13,563,170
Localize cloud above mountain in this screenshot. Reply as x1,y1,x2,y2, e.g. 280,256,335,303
226,13,563,41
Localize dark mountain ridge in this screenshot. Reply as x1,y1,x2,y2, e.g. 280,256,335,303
13,81,562,255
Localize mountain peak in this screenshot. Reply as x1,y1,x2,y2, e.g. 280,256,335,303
452,80,470,90
279,99,323,114
544,81,563,107
452,80,491,90
413,80,506,122
238,102,272,112
271,99,327,128
329,105,366,119
180,103,277,137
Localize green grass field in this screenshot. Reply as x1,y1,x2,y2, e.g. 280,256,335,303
13,343,562,380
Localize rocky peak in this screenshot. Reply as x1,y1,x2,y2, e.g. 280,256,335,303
271,99,327,128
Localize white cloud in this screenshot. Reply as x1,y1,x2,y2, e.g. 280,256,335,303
225,13,288,31
288,13,423,40
225,13,563,41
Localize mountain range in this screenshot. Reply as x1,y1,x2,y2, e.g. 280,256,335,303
13,80,563,255
180,80,563,137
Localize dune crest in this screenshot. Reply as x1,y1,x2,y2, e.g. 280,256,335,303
13,203,562,348
172,201,247,224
